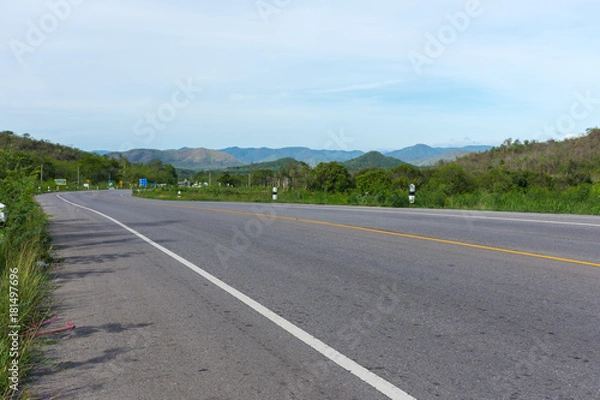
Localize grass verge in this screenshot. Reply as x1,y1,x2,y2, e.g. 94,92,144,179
1,151,53,399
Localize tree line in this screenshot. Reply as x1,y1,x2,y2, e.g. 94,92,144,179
0,131,178,187
3,128,600,214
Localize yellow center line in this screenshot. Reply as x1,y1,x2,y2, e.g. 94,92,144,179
116,195,600,268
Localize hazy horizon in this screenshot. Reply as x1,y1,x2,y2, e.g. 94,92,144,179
85,142,493,154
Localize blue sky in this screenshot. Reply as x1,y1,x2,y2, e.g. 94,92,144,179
1,0,599,152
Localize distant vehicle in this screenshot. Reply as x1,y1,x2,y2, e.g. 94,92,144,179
0,202,6,224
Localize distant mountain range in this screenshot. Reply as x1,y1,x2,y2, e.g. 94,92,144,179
111,148,243,170
384,144,494,166
106,144,492,170
220,146,364,165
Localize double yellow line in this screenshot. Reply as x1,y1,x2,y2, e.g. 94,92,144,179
119,195,600,268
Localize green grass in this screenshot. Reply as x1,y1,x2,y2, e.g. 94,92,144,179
438,187,600,215
0,238,52,399
134,184,600,215
1,153,54,399
135,186,366,206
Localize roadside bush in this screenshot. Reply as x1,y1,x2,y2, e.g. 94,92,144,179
355,169,392,195
428,164,475,195
309,162,354,193
0,150,52,399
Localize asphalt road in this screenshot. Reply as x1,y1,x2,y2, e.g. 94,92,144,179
31,190,600,399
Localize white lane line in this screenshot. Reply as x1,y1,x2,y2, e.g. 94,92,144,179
56,194,416,400
392,210,600,228
280,205,600,228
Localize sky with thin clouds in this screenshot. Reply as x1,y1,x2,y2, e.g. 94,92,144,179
1,0,599,152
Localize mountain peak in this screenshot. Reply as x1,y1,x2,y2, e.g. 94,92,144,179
110,147,243,170
219,146,363,166
342,151,405,170
109,144,492,170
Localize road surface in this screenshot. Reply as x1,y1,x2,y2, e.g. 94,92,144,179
31,190,600,399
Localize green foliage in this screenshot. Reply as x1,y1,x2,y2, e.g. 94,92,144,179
136,127,600,215
1,130,82,161
0,149,53,398
427,164,475,195
389,164,425,190
457,127,600,181
279,160,311,189
391,163,424,182
192,171,211,185
0,152,45,246
0,132,179,187
224,157,299,174
250,169,275,187
5,128,600,214
476,169,513,193
355,169,393,194
140,185,271,202
309,162,354,193
217,172,242,187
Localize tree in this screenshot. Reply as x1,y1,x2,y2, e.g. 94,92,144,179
193,171,210,185
147,158,164,170
159,163,178,184
279,160,310,189
391,164,424,188
476,169,513,193
251,169,274,187
217,172,241,187
309,162,353,193
355,169,392,194
428,164,475,195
